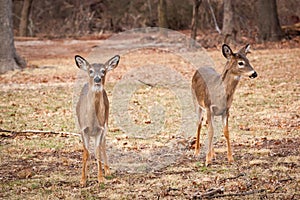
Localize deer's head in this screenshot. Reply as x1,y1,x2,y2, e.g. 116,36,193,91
222,44,257,79
75,55,120,92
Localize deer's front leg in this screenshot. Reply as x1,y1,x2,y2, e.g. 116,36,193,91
205,111,214,166
95,130,105,184
96,145,104,183
222,112,234,163
102,127,111,176
81,145,89,187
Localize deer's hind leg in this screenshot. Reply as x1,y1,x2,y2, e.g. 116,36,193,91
205,109,215,166
222,112,234,163
194,106,204,156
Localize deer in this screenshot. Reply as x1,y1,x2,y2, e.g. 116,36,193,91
75,54,120,186
192,44,257,166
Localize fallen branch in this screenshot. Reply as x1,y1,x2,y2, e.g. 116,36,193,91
219,173,245,183
278,176,293,182
192,188,266,199
202,187,225,198
0,128,80,138
209,189,266,199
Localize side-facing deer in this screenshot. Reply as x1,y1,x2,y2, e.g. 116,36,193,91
75,54,120,186
192,44,257,166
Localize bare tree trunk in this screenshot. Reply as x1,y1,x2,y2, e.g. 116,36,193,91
255,0,283,41
0,0,26,74
191,0,202,42
19,0,33,37
222,0,239,44
158,0,168,36
207,0,220,34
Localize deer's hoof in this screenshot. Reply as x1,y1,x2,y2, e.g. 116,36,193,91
80,179,87,187
205,157,212,166
98,174,105,184
228,158,234,163
205,160,212,167
212,151,216,159
104,165,111,176
227,154,234,163
194,149,200,157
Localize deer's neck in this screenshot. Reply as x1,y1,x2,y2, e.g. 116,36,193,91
93,91,104,105
221,68,240,106
88,90,107,125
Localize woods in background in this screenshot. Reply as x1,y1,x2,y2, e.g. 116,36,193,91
12,0,299,40
0,0,299,73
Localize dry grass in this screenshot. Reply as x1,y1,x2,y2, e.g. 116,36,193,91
0,40,299,199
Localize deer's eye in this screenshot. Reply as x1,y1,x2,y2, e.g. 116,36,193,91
89,69,94,74
238,61,244,66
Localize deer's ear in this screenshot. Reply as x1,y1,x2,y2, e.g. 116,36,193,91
222,44,233,59
75,55,89,71
238,44,251,55
244,44,251,54
105,55,120,71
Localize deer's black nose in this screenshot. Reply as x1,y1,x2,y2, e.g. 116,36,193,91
249,71,257,79
94,76,101,83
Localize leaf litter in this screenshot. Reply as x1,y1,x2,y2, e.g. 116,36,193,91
0,38,299,199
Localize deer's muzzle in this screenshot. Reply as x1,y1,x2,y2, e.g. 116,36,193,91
94,76,101,83
249,71,257,79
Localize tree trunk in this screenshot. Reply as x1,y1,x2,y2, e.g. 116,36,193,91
0,0,26,74
207,0,221,34
191,0,202,42
19,0,33,37
158,0,168,36
222,0,239,43
255,0,283,41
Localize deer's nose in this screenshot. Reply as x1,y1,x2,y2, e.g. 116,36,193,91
249,71,257,79
94,76,101,83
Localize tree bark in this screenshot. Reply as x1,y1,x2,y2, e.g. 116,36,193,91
19,0,33,37
158,0,168,36
0,0,26,74
255,0,283,41
191,0,202,41
222,0,239,43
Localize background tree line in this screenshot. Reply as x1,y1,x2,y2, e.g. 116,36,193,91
12,0,299,40
0,0,299,73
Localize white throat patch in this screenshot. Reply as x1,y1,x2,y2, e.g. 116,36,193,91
92,85,103,92
234,76,241,80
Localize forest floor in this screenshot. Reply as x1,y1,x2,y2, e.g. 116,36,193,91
0,32,299,199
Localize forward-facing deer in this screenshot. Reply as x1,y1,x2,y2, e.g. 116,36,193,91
192,44,257,166
75,55,120,186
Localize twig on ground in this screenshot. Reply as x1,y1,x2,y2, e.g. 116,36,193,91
0,128,80,138
219,172,246,183
278,175,293,182
138,79,156,87
166,187,179,192
192,188,266,199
